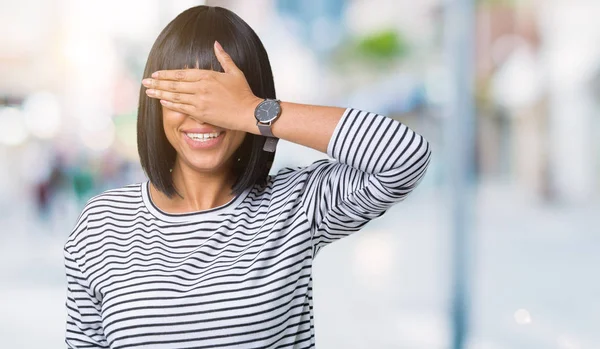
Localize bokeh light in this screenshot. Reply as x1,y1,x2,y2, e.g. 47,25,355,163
22,92,62,139
0,107,29,146
79,118,116,152
514,308,532,325
353,233,395,281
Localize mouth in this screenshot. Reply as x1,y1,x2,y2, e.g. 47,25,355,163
184,131,223,142
182,131,225,149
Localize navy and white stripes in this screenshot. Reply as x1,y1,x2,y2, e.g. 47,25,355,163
64,108,431,348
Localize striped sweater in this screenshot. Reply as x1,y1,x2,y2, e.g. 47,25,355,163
64,108,432,348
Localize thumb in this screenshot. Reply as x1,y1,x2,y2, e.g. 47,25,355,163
214,41,241,75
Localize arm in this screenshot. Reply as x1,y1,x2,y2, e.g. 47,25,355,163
291,108,431,253
146,41,343,153
141,41,391,155
246,102,344,154
64,213,109,349
142,43,431,250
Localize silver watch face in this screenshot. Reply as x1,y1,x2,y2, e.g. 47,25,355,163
255,99,281,123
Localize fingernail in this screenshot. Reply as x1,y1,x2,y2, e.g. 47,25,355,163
146,89,155,96
214,40,223,52
142,78,151,86
152,72,159,78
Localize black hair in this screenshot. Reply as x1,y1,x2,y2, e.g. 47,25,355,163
137,5,276,198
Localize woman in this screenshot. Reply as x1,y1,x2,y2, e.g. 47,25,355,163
64,5,431,349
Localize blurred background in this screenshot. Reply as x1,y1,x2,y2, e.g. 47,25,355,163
0,0,599,348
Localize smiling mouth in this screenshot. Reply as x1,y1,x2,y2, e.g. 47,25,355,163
184,131,223,142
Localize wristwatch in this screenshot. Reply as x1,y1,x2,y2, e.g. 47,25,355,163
254,98,282,152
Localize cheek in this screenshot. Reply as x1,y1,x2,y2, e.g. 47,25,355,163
230,132,247,149
161,108,186,138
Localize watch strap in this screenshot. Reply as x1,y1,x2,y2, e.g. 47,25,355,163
257,122,275,138
263,137,278,152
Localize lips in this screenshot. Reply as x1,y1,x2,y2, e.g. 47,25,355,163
182,130,225,149
185,131,222,141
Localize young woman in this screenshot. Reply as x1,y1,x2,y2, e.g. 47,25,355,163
64,5,431,349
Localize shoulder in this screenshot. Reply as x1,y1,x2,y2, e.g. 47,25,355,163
88,182,143,201
84,182,144,216
64,182,144,252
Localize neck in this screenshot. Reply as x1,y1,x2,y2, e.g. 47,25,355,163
150,160,236,214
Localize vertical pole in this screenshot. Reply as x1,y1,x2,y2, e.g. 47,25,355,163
444,0,476,348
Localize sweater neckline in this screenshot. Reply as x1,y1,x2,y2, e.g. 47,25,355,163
141,181,250,223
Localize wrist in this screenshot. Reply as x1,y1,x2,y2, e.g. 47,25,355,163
243,96,263,134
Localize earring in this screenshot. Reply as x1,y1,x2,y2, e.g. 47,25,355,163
169,168,173,173
237,157,241,162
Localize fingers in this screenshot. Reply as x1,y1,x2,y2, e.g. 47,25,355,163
150,69,212,82
142,78,198,93
159,99,196,115
145,88,195,105
214,41,241,75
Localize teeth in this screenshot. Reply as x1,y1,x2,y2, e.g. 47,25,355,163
186,132,221,141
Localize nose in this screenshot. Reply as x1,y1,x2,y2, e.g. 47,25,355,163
188,115,206,124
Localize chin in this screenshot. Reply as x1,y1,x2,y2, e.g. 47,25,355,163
185,156,228,173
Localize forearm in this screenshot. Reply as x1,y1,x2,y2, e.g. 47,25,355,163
296,108,431,249
288,107,430,179
243,101,346,154
243,103,430,185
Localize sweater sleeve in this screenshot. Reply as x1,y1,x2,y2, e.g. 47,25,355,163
299,108,431,255
64,214,109,349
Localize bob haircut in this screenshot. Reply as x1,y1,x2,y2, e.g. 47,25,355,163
137,5,276,198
